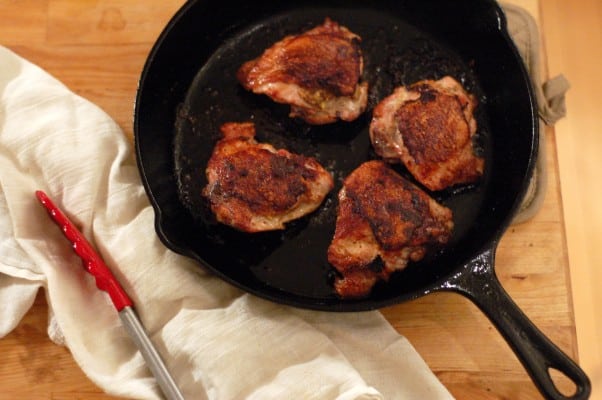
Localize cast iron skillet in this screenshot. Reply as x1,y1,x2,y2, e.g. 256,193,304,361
134,0,590,398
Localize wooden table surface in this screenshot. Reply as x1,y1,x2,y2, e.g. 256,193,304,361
1,1,600,399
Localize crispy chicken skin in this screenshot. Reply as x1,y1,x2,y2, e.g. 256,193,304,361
327,161,453,298
237,18,368,125
203,122,334,232
369,76,484,191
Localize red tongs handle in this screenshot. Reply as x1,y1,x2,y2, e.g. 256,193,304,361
36,190,133,311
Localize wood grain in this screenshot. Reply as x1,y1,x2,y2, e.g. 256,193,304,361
0,0,593,399
540,0,602,397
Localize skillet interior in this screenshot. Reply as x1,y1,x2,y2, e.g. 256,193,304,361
134,0,537,311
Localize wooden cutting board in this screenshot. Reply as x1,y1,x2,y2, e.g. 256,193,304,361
0,0,581,399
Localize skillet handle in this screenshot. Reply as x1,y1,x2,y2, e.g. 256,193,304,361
444,247,591,400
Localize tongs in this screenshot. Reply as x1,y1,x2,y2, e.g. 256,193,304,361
35,190,184,400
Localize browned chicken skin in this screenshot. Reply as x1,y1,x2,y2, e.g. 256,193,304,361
370,76,484,191
202,122,334,232
237,18,368,125
327,161,453,298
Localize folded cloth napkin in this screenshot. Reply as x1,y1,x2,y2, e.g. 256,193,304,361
0,45,453,399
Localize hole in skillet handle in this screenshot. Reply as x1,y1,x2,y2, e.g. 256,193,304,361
439,245,591,400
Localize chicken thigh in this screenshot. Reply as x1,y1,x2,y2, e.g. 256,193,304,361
203,122,334,232
327,160,453,298
237,18,368,125
370,76,484,191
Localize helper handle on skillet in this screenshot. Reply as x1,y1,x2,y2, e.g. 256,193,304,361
442,247,591,400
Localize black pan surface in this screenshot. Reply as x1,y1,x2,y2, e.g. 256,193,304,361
134,1,590,398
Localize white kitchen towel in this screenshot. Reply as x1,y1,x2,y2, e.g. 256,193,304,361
0,44,453,400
